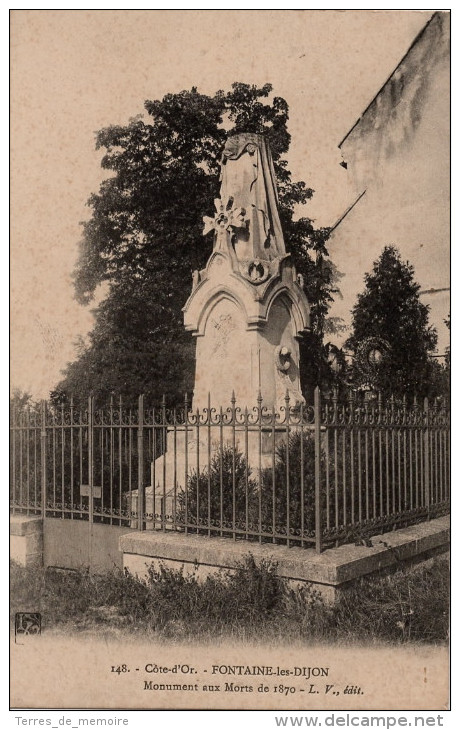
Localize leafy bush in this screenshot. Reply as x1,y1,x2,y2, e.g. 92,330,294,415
141,555,285,637
175,432,403,543
259,431,327,537
176,435,327,539
177,447,258,529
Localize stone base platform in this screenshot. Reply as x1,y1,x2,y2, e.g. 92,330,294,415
10,515,43,568
120,515,450,602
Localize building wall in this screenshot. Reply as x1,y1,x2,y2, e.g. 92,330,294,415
328,12,450,355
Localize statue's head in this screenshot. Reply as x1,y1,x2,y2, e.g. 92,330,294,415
222,133,263,163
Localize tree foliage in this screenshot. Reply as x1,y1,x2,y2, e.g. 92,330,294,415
345,246,440,398
59,83,333,405
10,388,36,412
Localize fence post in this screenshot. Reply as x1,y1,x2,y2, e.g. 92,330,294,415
137,394,145,532
88,396,94,571
424,397,430,517
41,400,47,522
162,394,167,532
88,397,94,523
314,386,323,554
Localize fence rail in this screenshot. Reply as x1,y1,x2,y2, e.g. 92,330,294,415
10,389,450,552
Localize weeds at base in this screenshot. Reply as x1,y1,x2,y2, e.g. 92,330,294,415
10,554,449,645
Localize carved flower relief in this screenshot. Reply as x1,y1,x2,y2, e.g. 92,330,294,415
202,198,247,241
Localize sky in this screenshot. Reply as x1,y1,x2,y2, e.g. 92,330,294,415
10,9,434,399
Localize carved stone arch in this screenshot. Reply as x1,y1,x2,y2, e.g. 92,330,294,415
194,288,248,338
264,285,310,338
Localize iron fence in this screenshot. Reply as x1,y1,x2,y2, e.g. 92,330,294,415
10,388,450,552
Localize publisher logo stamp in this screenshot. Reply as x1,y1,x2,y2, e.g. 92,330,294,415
15,612,41,642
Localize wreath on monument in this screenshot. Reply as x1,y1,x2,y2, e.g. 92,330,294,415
353,337,391,388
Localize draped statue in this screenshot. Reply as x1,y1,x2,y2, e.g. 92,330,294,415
203,133,286,264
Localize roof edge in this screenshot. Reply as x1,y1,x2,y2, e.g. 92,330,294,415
338,11,441,149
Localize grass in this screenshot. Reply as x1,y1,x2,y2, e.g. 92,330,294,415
10,554,449,645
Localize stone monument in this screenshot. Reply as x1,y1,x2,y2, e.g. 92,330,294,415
136,134,311,523
184,133,310,411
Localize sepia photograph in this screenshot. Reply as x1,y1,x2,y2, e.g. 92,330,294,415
10,9,450,712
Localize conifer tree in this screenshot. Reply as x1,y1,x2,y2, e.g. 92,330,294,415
346,246,438,398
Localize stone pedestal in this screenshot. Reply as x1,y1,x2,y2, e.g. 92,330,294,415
128,422,294,527
151,424,290,481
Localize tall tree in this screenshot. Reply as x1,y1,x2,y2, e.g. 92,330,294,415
345,246,438,398
58,83,333,405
